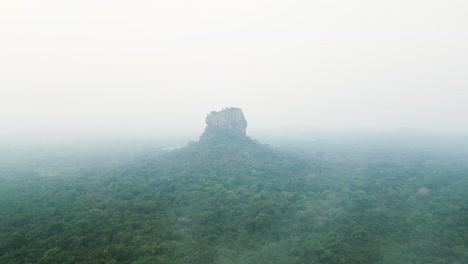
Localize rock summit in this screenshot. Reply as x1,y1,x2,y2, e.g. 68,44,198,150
201,107,248,138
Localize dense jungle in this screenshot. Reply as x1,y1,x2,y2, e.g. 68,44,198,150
0,131,467,264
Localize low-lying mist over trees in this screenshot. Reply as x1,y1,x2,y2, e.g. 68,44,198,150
1,132,467,263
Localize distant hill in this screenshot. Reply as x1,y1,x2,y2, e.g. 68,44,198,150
136,107,309,180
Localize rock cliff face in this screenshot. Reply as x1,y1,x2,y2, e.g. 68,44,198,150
201,107,248,138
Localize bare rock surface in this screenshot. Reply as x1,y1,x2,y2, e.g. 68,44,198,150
201,107,248,138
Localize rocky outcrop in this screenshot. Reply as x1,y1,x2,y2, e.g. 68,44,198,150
201,107,247,138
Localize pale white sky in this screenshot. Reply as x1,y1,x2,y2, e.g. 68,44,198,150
1,0,467,139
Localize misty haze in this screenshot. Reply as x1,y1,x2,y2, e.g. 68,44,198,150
1,1,467,263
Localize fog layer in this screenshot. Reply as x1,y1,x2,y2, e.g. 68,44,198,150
1,0,467,140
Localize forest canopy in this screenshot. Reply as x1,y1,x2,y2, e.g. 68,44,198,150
0,134,467,264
